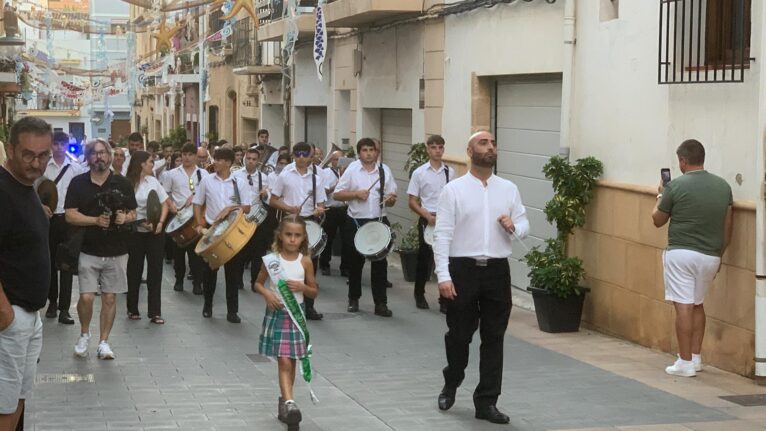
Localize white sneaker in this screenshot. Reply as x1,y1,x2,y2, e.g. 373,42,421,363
97,341,115,360
665,357,696,377
692,354,703,372
74,333,90,357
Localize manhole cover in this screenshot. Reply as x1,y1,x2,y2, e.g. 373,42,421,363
246,354,273,363
321,312,358,321
35,373,94,384
720,394,766,406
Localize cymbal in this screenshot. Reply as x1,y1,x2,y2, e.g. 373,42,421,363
146,189,162,226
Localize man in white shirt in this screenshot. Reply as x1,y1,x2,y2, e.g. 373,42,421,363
124,133,144,175
112,147,126,176
407,135,455,313
319,149,348,277
42,131,82,324
433,131,529,424
334,138,397,317
162,143,208,295
269,142,327,320
193,148,252,323
257,129,279,168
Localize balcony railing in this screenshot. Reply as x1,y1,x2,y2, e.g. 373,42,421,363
256,0,318,25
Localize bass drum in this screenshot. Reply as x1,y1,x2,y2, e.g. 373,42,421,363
165,205,201,247
305,220,327,257
354,221,395,262
194,208,256,269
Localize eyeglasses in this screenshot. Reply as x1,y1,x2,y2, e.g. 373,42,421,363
20,151,51,164
293,150,311,158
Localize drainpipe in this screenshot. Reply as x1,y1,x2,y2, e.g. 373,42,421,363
559,0,576,162
756,3,766,384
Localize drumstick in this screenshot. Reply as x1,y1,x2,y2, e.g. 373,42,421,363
367,177,380,192
512,230,530,252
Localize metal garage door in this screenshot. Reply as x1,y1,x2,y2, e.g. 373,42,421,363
380,109,415,230
493,79,562,292
305,107,327,149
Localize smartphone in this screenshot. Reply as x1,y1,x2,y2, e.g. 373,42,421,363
661,168,671,186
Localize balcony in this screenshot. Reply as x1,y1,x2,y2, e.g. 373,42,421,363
324,0,422,28
256,13,315,42
233,40,282,76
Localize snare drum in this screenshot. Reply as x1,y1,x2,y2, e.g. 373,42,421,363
246,200,269,226
165,205,201,247
423,224,435,246
305,220,327,257
354,221,395,262
194,208,256,269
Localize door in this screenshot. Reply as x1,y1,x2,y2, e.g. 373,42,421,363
68,122,85,144
380,108,414,230
304,106,327,150
493,79,562,292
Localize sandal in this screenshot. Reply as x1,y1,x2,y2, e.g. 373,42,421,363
150,316,165,325
128,313,141,320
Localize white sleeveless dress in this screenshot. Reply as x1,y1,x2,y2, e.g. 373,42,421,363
258,253,308,358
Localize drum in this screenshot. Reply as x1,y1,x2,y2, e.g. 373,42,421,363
195,208,256,269
305,220,327,257
354,221,395,262
246,200,269,225
165,205,201,247
423,224,435,246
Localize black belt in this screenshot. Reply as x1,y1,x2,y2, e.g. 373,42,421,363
52,213,65,218
449,257,506,268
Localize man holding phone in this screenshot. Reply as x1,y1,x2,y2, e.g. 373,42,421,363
652,139,733,377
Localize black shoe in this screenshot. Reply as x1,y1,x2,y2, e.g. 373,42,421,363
385,280,393,288
305,306,324,321
202,306,212,318
173,281,184,292
347,299,359,313
45,304,57,319
415,296,429,310
440,302,448,314
227,313,241,323
475,405,510,424
374,304,393,317
192,284,203,295
58,311,74,325
320,267,331,276
438,386,456,411
340,268,349,277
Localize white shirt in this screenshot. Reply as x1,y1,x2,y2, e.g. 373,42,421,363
334,162,396,219
134,176,169,232
122,152,131,175
162,165,209,208
153,158,168,177
43,156,82,214
433,173,530,283
193,173,254,225
271,164,327,218
322,166,345,208
233,168,272,205
406,161,456,213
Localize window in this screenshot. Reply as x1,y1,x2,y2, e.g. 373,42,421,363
658,0,752,84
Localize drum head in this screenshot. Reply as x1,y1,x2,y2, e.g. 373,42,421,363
354,222,391,255
246,200,268,224
423,225,435,246
166,205,193,233
305,220,322,246
197,208,240,252
146,190,162,225
36,178,58,211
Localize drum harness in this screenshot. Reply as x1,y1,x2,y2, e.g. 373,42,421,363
351,163,386,230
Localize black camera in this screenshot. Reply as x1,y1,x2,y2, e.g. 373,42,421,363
94,187,131,231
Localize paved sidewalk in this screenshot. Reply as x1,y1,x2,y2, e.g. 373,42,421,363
26,258,766,430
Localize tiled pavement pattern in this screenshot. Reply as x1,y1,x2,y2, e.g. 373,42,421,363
25,258,766,430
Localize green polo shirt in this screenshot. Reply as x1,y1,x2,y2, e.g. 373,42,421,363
657,170,732,257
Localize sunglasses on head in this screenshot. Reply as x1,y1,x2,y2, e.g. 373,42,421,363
293,150,311,158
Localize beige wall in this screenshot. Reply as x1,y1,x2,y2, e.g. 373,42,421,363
573,184,755,376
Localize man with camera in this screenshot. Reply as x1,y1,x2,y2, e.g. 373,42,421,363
65,139,137,360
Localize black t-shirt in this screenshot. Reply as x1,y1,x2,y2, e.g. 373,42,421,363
0,167,50,311
64,172,138,257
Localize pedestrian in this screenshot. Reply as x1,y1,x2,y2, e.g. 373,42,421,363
319,149,348,277
652,139,733,377
0,117,53,430
125,132,144,175
125,151,169,324
407,134,455,312
65,138,138,360
333,138,397,317
252,215,318,429
43,130,83,324
257,129,279,168
433,131,529,424
112,147,126,176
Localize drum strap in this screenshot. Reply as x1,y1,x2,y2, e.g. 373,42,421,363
444,165,449,183
231,178,242,205
196,169,202,184
379,163,385,212
54,164,70,185
311,165,317,209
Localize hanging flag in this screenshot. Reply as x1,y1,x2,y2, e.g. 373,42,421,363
313,0,327,81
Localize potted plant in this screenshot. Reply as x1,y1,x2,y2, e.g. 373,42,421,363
522,155,603,333
393,223,420,282
404,142,428,178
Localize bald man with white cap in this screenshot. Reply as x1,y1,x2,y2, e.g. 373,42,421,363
433,130,530,424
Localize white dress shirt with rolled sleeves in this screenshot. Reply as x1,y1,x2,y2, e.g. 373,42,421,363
43,157,83,214
406,162,456,214
322,166,345,208
161,166,208,209
433,173,530,283
192,173,253,225
271,164,327,218
134,176,169,233
334,162,397,219
233,168,272,204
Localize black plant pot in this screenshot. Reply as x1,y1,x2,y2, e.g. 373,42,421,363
528,287,586,333
398,250,419,282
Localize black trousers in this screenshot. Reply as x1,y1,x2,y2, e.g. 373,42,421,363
414,216,439,301
319,206,348,271
173,240,204,288
344,216,389,305
443,257,512,409
127,231,165,317
203,259,240,314
48,214,73,312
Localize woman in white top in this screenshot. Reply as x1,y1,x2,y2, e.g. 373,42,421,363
125,151,170,324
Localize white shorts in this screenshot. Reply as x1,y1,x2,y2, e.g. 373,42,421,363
78,253,129,294
663,249,721,305
0,305,43,414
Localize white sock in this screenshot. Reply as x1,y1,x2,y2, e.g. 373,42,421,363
678,358,694,366
692,353,701,363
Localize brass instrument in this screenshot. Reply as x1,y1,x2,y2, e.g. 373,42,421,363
319,143,344,169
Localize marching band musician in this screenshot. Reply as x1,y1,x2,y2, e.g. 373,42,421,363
268,142,327,321
319,149,348,277
192,148,253,323
333,138,397,317
161,143,208,295
407,135,455,312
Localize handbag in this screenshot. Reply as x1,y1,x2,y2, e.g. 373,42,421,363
55,227,84,274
